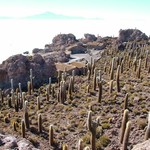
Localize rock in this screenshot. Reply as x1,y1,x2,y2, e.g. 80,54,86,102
52,33,77,46
84,33,97,42
0,54,56,89
1,135,17,149
67,45,87,54
18,139,40,150
132,139,150,150
32,48,44,54
118,29,148,42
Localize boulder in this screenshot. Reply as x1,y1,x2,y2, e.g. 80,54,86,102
0,54,56,89
84,33,97,42
132,139,150,150
52,33,77,46
67,45,87,54
118,29,148,42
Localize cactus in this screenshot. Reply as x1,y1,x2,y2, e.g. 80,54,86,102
27,81,31,95
137,58,141,79
120,59,124,73
62,144,68,150
104,62,107,72
59,81,66,104
120,109,129,144
11,89,15,107
21,119,25,138
124,93,128,110
30,68,34,92
122,121,131,150
24,101,30,129
38,113,42,133
98,70,102,81
87,111,97,150
110,57,115,80
145,112,150,140
87,84,90,93
116,65,121,93
18,83,22,99
78,139,83,150
72,70,75,92
57,70,61,86
49,125,54,146
48,77,52,94
10,78,14,91
84,146,90,150
37,96,40,110
144,51,148,69
109,80,113,94
93,68,97,91
46,85,50,101
68,77,73,99
133,56,137,72
7,95,11,108
13,121,17,131
97,81,102,103
52,85,55,98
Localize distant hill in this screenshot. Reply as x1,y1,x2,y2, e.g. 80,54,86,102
21,12,85,20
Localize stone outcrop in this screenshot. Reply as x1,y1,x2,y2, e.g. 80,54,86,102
0,133,39,150
67,45,87,54
52,33,77,46
84,33,97,42
118,29,148,42
0,54,56,89
132,139,150,150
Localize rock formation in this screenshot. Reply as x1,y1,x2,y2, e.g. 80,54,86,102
0,54,56,90
118,29,148,42
132,139,150,150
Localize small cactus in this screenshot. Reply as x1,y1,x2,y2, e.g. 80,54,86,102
78,139,83,150
62,144,68,150
24,101,30,129
93,68,97,91
110,57,115,80
137,58,141,79
37,96,40,110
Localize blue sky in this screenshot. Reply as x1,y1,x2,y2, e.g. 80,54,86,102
0,0,149,20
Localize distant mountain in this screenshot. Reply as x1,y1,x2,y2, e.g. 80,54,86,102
21,12,102,20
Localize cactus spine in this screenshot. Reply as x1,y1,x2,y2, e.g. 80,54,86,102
120,109,129,144
122,121,131,150
145,112,150,140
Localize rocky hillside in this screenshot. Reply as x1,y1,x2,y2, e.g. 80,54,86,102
0,38,149,150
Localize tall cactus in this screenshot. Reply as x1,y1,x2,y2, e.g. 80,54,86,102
124,93,128,110
137,58,141,79
38,113,42,133
120,109,129,144
93,68,97,91
27,81,31,95
48,77,52,95
49,125,54,146
10,78,14,91
109,80,113,94
30,69,34,92
87,111,97,150
37,96,40,110
24,101,30,129
21,119,25,138
78,139,83,150
97,81,102,103
116,65,121,93
122,121,131,150
110,57,115,80
145,112,150,140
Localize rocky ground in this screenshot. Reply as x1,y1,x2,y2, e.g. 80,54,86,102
0,39,150,150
